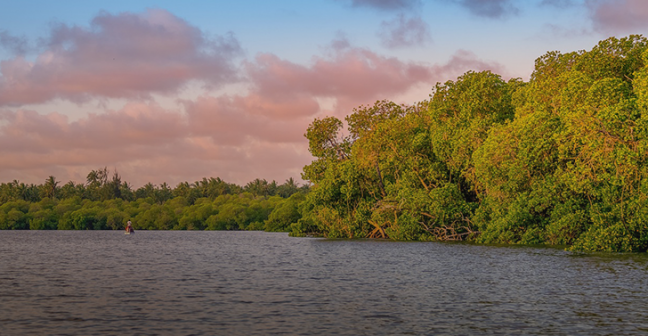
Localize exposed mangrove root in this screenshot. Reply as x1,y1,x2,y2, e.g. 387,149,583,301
427,225,480,241
367,220,388,239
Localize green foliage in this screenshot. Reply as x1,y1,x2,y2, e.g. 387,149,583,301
5,35,648,252
297,35,648,252
28,198,59,230
1,168,305,233
297,70,515,242
59,206,104,230
305,116,350,160
264,192,306,232
0,200,31,229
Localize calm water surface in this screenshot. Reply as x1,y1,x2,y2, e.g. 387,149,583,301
1,231,648,335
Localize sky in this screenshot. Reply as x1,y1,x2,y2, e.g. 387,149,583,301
1,0,647,188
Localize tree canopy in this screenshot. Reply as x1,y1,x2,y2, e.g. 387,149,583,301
294,35,648,252
0,170,308,233
3,36,647,252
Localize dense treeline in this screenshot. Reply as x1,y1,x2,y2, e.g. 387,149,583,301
0,167,308,232
4,36,648,252
292,36,648,252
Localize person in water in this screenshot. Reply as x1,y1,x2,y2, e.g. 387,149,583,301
126,220,133,233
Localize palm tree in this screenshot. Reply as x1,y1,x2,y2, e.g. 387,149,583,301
156,182,173,204
86,167,109,187
86,170,99,186
278,177,299,197
43,176,59,199
16,181,27,200
104,170,122,200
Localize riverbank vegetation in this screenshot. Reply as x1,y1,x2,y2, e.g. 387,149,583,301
293,35,648,252
2,36,648,252
0,168,307,232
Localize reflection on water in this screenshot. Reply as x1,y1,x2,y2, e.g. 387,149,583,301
1,231,648,335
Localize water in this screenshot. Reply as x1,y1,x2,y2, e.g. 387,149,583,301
1,231,647,335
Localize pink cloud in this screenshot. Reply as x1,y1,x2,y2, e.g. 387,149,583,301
0,31,511,188
586,0,648,34
433,49,511,79
247,47,434,103
0,103,186,154
185,94,316,145
0,9,241,106
0,96,315,187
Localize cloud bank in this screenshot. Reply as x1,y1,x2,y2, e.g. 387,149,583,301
0,9,242,106
0,8,510,187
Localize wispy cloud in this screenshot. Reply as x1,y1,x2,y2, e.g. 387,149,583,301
344,0,422,11
378,15,432,48
454,0,519,19
245,47,435,108
539,0,577,8
0,31,31,55
586,0,648,34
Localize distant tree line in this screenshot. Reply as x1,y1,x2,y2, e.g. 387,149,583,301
292,35,648,252
0,167,308,232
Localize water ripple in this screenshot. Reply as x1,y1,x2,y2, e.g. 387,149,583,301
1,231,648,335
